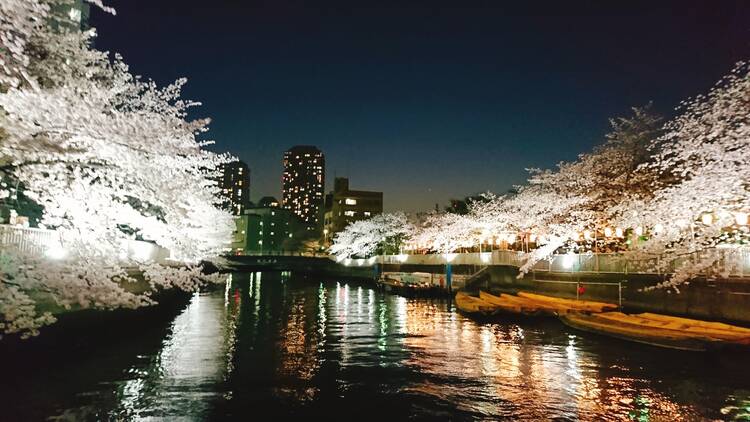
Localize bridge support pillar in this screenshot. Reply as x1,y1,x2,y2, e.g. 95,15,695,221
446,264,452,293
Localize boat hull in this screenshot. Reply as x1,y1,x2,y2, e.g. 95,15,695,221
559,312,721,352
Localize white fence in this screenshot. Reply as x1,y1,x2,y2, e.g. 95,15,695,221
373,248,750,278
0,224,57,255
0,224,170,264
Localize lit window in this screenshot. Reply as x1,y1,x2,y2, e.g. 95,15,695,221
69,8,82,22
345,198,357,205
364,212,371,217
344,210,356,217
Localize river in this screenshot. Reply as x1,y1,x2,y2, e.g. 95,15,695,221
2,271,749,421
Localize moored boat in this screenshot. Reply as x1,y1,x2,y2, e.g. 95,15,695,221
454,292,500,316
560,311,750,352
478,291,617,316
517,292,618,313
478,291,552,316
376,275,444,297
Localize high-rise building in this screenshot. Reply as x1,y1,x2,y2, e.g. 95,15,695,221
282,146,325,231
219,160,250,215
323,177,383,244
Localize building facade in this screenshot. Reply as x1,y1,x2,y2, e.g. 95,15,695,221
230,197,304,254
219,160,250,215
323,177,383,244
282,146,325,231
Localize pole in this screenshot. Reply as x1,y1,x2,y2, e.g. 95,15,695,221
446,263,452,294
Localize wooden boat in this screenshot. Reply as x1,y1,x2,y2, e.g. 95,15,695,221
594,312,750,342
377,275,444,297
560,311,750,352
517,292,618,313
478,291,617,316
479,291,554,316
454,292,500,316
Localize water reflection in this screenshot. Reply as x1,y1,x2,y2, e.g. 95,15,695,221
244,274,749,420
5,271,750,420
109,290,235,420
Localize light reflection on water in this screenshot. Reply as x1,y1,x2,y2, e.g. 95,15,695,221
5,271,750,420
111,291,235,420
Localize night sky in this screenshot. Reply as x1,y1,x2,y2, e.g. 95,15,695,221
91,1,750,212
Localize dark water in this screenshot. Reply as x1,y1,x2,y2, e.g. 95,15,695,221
2,271,750,421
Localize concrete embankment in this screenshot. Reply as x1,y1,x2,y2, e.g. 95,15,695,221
382,261,750,325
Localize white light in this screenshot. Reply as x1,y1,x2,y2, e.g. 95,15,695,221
735,212,749,226
604,227,613,237
133,243,154,262
396,254,408,263
635,226,644,236
529,234,537,242
562,253,575,269
444,253,458,263
480,252,491,263
701,213,713,225
654,223,664,234
344,258,352,266
45,244,67,260
583,230,592,240
615,227,624,238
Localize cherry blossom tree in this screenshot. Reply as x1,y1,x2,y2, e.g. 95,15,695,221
0,0,234,338
616,62,750,288
329,212,414,259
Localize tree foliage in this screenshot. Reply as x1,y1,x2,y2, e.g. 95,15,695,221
0,0,234,338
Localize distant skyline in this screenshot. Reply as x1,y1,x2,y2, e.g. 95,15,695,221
92,1,750,211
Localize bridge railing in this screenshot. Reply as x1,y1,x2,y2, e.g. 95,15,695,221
376,248,750,278
238,250,330,257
